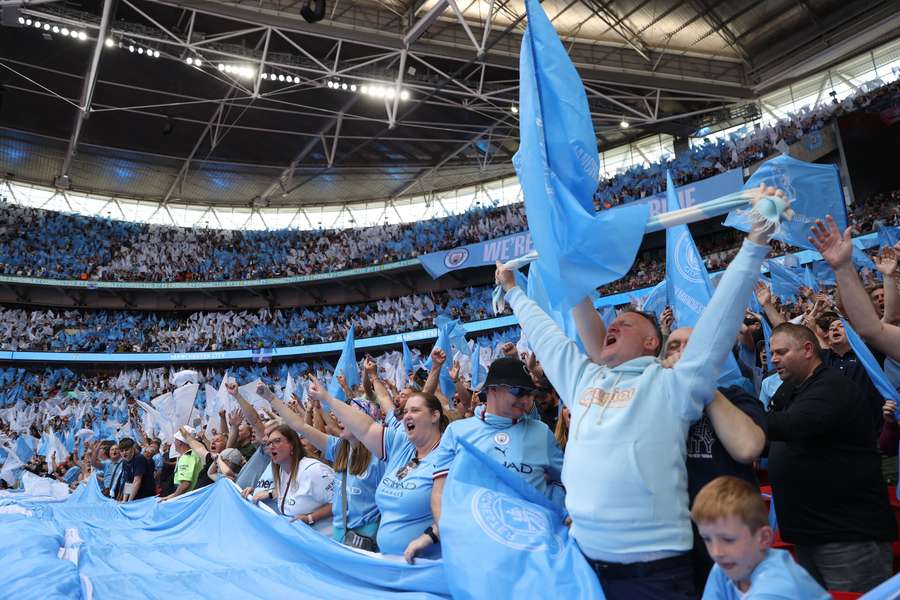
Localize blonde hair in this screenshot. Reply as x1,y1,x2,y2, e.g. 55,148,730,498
554,412,568,452
332,439,372,476
691,476,768,533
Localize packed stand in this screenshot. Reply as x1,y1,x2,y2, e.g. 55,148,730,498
0,79,896,285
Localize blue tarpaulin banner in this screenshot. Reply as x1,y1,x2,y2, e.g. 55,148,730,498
0,477,451,600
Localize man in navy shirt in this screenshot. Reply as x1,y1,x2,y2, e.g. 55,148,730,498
118,438,156,501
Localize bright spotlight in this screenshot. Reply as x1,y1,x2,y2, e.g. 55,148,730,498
218,63,225,72
52,26,59,33
293,76,300,84
61,27,69,36
186,57,194,65
360,85,368,94
261,72,268,80
25,19,32,26
69,30,78,38
137,47,144,54
400,90,410,101
128,45,135,52
77,31,86,41
619,119,629,128
350,84,357,92
18,17,25,25
341,83,348,90
43,23,50,31
510,104,518,114
386,88,396,99
105,38,114,48
33,20,41,28
193,58,201,67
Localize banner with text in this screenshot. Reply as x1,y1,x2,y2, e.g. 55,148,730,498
419,169,744,278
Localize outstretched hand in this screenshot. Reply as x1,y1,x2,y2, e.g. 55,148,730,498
809,215,853,269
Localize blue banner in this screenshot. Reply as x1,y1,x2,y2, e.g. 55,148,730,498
419,231,535,278
630,168,744,217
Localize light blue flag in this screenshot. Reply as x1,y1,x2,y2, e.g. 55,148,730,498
748,292,774,371
598,306,617,328
664,170,745,388
327,326,358,402
665,170,713,329
811,260,837,286
440,439,605,600
641,280,667,318
401,340,414,378
851,242,879,277
860,572,900,600
724,154,848,250
877,225,900,249
841,319,899,417
514,0,649,311
424,319,459,399
526,262,585,350
15,437,34,463
802,265,819,292
471,344,486,390
766,259,805,302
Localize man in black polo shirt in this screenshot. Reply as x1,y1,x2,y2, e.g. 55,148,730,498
821,317,886,432
118,438,157,502
767,323,896,593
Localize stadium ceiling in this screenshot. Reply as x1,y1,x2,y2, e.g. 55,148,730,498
0,0,898,209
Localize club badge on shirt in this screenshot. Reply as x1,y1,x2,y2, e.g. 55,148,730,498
494,432,510,446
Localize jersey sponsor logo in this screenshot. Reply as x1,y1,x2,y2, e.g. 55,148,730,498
578,387,635,409
444,248,469,269
493,432,510,446
380,476,417,491
471,489,562,555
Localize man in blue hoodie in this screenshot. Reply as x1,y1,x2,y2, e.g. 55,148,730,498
496,199,775,599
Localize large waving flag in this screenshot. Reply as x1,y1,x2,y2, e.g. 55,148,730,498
663,170,745,388
724,154,847,250
424,318,462,399
328,326,359,402
440,439,605,600
402,340,415,378
514,0,649,313
842,320,899,417
765,259,805,302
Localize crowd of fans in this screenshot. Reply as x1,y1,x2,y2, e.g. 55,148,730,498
3,224,898,598
0,78,896,284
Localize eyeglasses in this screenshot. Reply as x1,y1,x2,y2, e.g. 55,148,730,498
265,437,287,447
395,456,420,481
491,384,532,398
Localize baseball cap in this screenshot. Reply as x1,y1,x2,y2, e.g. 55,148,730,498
480,357,535,391
173,426,195,444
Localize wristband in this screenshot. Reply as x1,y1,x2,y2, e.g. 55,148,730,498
306,514,315,526
424,526,439,544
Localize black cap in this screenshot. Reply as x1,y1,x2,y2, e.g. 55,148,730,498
481,357,534,390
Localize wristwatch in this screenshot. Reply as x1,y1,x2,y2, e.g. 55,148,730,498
305,514,315,525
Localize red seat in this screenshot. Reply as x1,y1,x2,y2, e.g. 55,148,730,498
829,592,862,599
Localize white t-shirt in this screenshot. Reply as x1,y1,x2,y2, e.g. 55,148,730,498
276,457,335,534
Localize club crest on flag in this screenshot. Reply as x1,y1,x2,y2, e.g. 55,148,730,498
472,489,564,555
674,231,704,283
443,248,469,269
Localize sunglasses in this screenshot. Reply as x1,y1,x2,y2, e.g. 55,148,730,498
490,384,533,398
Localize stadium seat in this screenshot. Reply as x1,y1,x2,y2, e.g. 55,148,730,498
829,592,862,599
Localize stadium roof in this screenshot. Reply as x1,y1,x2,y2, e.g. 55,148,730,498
0,0,897,209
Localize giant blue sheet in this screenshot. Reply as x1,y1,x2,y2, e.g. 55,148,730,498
0,477,450,599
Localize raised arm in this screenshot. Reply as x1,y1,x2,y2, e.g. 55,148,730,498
755,282,785,327
810,216,900,360
422,348,444,396
256,382,329,453
670,192,775,416
178,426,211,462
875,244,899,324
307,379,386,460
218,410,228,438
225,382,267,441
571,296,606,364
225,409,242,449
364,358,396,418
